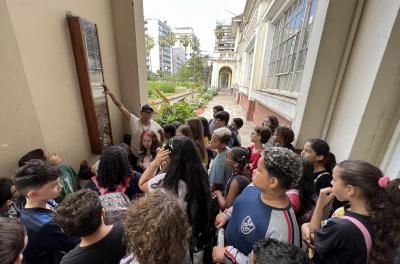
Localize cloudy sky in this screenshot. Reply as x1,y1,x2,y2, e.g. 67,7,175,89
143,0,246,53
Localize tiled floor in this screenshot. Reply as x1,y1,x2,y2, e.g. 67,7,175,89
200,93,255,147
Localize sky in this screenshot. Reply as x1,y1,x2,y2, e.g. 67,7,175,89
143,0,246,54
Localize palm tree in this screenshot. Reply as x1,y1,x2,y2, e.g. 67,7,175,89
190,35,201,82
179,34,191,59
158,35,169,76
166,32,177,46
145,34,155,71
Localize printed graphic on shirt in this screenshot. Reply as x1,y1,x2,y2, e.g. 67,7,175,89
241,216,255,234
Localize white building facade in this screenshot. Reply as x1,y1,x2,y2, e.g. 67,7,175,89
144,18,172,73
216,0,400,178
171,46,186,73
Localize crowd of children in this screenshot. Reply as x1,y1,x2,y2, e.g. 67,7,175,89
1,102,400,264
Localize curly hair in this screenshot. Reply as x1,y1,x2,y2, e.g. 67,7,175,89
262,147,302,189
97,146,132,192
124,191,190,264
307,138,336,174
139,130,160,159
252,238,311,264
336,161,400,264
0,218,26,264
213,127,231,144
14,159,62,196
54,189,102,237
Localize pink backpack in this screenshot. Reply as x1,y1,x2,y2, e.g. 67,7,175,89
341,216,372,261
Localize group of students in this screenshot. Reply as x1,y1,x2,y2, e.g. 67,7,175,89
1,99,400,264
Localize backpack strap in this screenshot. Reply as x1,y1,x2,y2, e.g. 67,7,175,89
341,216,372,259
313,172,330,184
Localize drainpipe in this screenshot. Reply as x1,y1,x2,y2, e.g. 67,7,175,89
321,0,366,138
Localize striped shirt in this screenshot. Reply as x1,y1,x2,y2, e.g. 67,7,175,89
224,184,299,264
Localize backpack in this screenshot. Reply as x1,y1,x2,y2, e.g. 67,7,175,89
99,192,130,225
230,130,241,147
187,191,219,262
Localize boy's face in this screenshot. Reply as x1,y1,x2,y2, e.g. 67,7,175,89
210,134,223,150
214,118,225,129
231,121,238,130
29,178,62,201
252,158,279,192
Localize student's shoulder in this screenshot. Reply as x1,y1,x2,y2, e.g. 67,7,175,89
21,208,54,227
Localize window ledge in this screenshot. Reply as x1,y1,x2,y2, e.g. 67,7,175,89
255,88,298,100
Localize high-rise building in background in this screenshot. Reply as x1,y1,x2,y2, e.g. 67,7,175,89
214,24,235,53
173,26,195,59
144,19,172,74
171,46,186,73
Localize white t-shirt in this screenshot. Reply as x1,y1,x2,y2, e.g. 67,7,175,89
130,114,162,156
148,173,188,210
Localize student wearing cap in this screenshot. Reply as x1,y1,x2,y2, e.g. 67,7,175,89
103,85,164,161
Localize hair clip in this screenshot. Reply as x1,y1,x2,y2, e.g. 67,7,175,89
378,175,390,188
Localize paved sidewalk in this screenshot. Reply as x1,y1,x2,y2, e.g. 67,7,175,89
200,93,255,147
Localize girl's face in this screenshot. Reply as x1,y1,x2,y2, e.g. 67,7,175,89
331,166,350,201
175,129,183,137
225,151,239,170
273,131,283,146
301,141,317,163
252,158,275,191
142,135,153,150
263,117,272,129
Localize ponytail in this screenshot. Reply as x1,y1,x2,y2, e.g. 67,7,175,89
229,147,251,172
308,139,336,174
337,161,400,263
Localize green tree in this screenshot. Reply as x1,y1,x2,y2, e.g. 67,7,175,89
166,32,177,46
179,34,191,58
158,35,169,77
145,34,155,73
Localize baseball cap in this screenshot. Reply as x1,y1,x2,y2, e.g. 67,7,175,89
141,104,155,113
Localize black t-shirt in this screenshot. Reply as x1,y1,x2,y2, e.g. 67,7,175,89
314,170,332,195
314,210,374,264
61,222,126,264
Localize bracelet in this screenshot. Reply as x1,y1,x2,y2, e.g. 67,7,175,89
115,102,122,108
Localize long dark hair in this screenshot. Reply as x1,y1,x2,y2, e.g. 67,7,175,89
160,136,209,198
139,130,160,159
97,145,132,191
187,118,206,161
199,116,211,139
296,159,316,218
308,138,336,174
337,160,400,264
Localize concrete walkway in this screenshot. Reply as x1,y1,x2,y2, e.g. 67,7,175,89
200,93,255,147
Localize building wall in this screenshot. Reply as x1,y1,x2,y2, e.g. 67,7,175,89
0,0,146,176
231,0,400,174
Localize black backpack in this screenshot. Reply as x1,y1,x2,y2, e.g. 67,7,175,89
187,191,219,250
